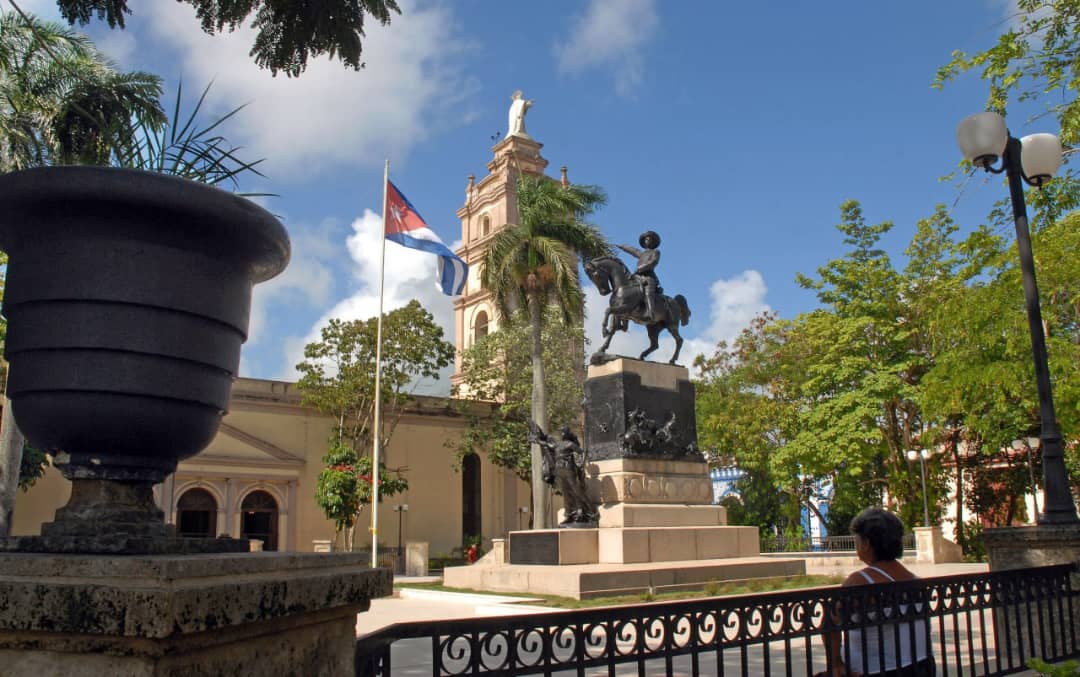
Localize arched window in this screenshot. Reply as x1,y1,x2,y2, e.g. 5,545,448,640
462,453,481,544
473,310,489,342
481,215,491,237
241,489,279,551
177,487,217,538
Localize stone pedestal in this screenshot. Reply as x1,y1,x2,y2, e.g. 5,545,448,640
584,359,700,461
913,526,963,564
405,540,430,576
983,524,1080,666
982,524,1080,571
591,458,714,505
0,552,391,676
509,529,599,565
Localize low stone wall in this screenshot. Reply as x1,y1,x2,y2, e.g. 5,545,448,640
0,552,392,676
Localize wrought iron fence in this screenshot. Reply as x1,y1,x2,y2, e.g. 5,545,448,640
355,564,1079,676
351,546,405,574
760,533,916,553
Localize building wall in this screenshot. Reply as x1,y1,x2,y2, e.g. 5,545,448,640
12,377,530,556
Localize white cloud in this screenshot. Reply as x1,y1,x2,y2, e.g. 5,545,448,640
584,269,771,374
680,270,771,367
276,210,458,394
130,0,474,179
247,217,340,347
554,0,658,97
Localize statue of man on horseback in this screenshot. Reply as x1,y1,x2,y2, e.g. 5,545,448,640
583,229,691,365
615,230,663,323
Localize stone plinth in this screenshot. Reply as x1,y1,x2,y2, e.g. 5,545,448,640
584,359,700,461
0,552,391,676
599,526,757,564
982,524,1080,571
913,526,963,564
508,525,758,565
591,458,714,505
443,556,806,600
981,524,1080,667
599,504,727,527
509,529,598,565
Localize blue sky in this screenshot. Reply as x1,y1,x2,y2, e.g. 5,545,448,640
20,0,1036,392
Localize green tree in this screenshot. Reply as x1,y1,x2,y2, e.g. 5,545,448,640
296,300,454,450
54,0,400,77
695,202,992,534
296,300,454,545
694,312,796,531
452,309,585,519
479,173,609,528
935,0,1080,148
314,440,408,551
921,209,1080,538
0,9,166,172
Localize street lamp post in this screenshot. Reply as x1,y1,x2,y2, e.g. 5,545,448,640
957,112,1079,524
1012,437,1042,518
392,504,408,552
907,449,930,527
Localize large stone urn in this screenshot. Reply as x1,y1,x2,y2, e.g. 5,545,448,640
0,166,290,553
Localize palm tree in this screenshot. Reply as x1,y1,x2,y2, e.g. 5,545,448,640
0,10,166,172
480,173,610,528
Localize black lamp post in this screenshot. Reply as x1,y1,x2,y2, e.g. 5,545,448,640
906,449,931,527
392,504,408,551
957,112,1079,525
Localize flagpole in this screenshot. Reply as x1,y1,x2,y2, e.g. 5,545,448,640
371,159,389,568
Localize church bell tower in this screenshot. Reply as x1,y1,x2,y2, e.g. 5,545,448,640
450,116,564,388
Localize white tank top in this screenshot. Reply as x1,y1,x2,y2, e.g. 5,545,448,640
846,565,930,674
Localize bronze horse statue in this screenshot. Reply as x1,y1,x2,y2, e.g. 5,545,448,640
583,256,691,364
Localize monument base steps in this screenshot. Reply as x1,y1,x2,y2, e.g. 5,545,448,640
509,526,759,565
443,556,806,600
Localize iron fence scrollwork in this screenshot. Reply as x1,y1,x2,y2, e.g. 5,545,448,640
356,563,1080,676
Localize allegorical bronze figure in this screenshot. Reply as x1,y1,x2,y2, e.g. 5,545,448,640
528,421,597,526
584,229,691,364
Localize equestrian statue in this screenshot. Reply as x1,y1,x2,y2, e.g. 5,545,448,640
584,230,691,364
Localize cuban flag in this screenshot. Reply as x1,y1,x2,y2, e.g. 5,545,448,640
385,180,468,296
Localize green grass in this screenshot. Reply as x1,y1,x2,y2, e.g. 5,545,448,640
395,574,844,609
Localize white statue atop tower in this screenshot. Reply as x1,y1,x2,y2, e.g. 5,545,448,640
507,90,534,139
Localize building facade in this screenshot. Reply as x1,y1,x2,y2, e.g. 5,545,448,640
13,377,530,556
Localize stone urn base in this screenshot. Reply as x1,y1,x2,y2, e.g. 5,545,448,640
0,479,248,554
0,552,391,676
982,523,1080,571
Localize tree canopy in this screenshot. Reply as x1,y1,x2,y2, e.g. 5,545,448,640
0,10,165,172
694,196,1080,550
54,0,400,77
296,300,453,549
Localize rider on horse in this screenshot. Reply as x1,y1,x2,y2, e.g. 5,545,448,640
616,230,663,323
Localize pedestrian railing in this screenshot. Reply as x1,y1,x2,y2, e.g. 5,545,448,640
355,563,1079,676
351,546,405,574
759,533,917,553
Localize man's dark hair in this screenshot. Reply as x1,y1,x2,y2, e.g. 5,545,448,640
850,507,905,561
